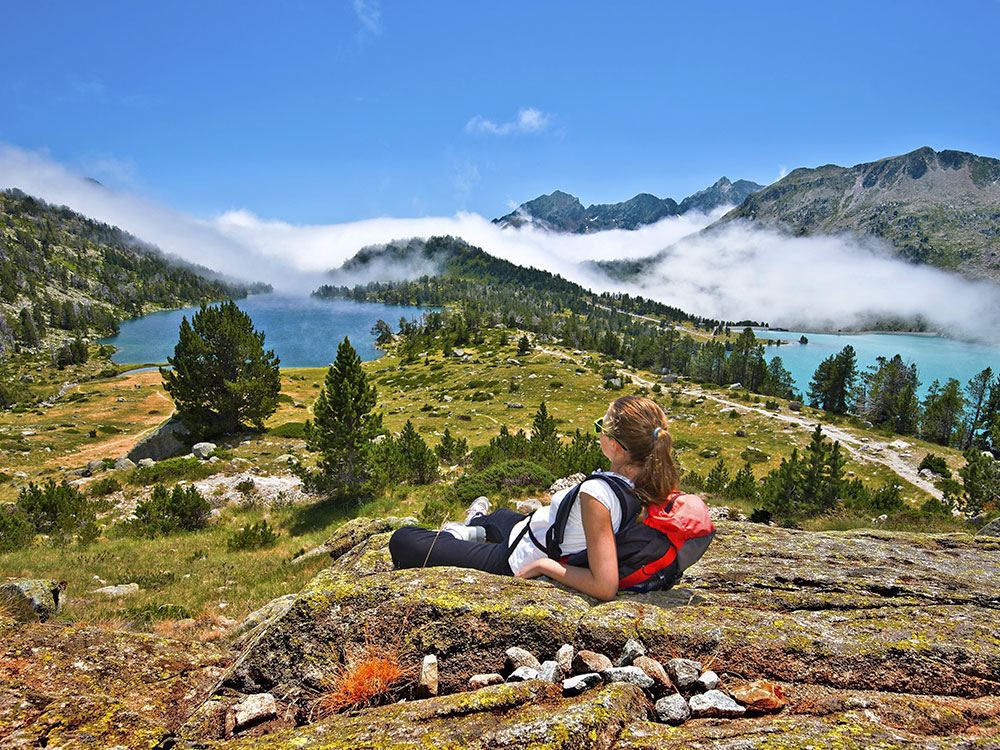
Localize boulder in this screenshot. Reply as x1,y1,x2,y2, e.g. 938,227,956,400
90,583,140,598
138,457,155,468
192,442,217,459
225,521,1000,703
217,682,649,749
574,649,613,674
114,456,136,471
976,517,1000,538
228,593,298,648
505,646,542,673
126,415,190,463
223,566,590,695
0,579,63,622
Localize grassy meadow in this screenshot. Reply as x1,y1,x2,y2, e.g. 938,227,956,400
0,328,973,633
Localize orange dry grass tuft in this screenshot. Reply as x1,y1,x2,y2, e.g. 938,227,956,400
315,644,410,716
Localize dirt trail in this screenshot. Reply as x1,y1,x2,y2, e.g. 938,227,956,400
542,347,941,499
685,387,942,499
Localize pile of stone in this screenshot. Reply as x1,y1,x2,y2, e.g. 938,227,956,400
415,638,786,726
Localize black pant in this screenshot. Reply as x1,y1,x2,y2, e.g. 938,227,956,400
388,507,527,576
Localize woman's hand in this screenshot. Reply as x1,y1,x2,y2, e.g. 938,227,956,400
514,558,563,580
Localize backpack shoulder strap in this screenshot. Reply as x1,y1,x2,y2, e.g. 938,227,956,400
545,473,640,560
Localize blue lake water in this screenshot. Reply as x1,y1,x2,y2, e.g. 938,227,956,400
98,294,432,367
99,295,1000,396
753,329,1000,398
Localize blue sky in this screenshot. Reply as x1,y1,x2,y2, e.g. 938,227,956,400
3,0,1000,224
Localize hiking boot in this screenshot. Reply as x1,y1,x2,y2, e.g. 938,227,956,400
440,522,486,542
464,496,491,525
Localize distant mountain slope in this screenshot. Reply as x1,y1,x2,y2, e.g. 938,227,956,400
715,147,1000,279
493,177,764,233
0,188,263,339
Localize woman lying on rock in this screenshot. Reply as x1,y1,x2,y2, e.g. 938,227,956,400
389,395,714,601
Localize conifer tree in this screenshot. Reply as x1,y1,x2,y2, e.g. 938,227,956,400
161,301,280,437
397,420,438,484
303,336,382,498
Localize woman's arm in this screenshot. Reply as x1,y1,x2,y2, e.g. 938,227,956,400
514,492,619,601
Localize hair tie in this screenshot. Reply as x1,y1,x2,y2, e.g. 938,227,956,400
653,427,663,439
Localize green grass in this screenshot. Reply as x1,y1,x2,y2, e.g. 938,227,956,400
0,326,975,634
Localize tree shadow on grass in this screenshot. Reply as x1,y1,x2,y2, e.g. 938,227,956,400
284,496,355,537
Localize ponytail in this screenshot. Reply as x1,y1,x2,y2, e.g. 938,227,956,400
607,396,679,506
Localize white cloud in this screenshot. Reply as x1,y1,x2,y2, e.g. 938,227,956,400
628,221,1000,343
777,165,787,180
353,0,382,36
3,143,999,344
466,107,552,136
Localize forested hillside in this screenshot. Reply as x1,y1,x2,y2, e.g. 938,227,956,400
314,236,791,398
0,188,262,354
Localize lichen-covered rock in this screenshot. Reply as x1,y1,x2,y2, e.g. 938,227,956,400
231,692,277,730
0,620,230,735
563,672,602,696
602,666,655,689
224,566,590,696
321,517,394,561
327,531,395,577
0,579,62,622
633,656,671,694
217,681,650,749
0,690,172,749
228,594,297,649
617,637,646,666
580,523,1000,698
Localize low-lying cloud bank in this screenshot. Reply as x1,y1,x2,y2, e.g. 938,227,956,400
2,144,999,343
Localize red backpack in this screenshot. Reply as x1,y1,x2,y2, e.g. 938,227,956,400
547,473,716,593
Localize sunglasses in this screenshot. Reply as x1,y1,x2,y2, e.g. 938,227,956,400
594,417,628,451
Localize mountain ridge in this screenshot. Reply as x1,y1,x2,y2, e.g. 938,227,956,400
494,176,765,233
712,146,1000,279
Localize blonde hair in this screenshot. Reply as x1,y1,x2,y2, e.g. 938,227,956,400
606,395,679,505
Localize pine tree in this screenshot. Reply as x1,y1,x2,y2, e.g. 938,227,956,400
705,458,731,494
161,301,281,437
959,448,1000,515
964,367,994,450
303,336,382,499
397,420,438,484
726,460,758,500
807,346,856,414
920,378,965,447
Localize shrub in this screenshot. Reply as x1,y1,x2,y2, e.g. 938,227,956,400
749,507,773,524
435,428,468,464
918,453,951,478
681,470,705,492
725,461,758,501
418,496,467,527
0,505,35,551
269,421,307,438
740,447,770,464
227,520,280,551
704,459,731,494
130,484,210,537
130,457,217,486
764,400,780,410
89,476,121,497
452,460,554,505
920,496,953,517
16,480,94,542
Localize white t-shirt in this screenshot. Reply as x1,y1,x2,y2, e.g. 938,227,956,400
506,472,630,575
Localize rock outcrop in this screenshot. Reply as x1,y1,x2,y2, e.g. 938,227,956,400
4,519,1000,748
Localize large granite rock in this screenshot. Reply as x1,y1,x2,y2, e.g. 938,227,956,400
216,681,651,749
127,415,191,463
226,521,1000,703
0,579,63,622
0,620,230,745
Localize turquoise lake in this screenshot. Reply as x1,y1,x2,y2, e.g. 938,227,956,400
99,294,432,367
753,329,1000,398
99,294,1000,397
